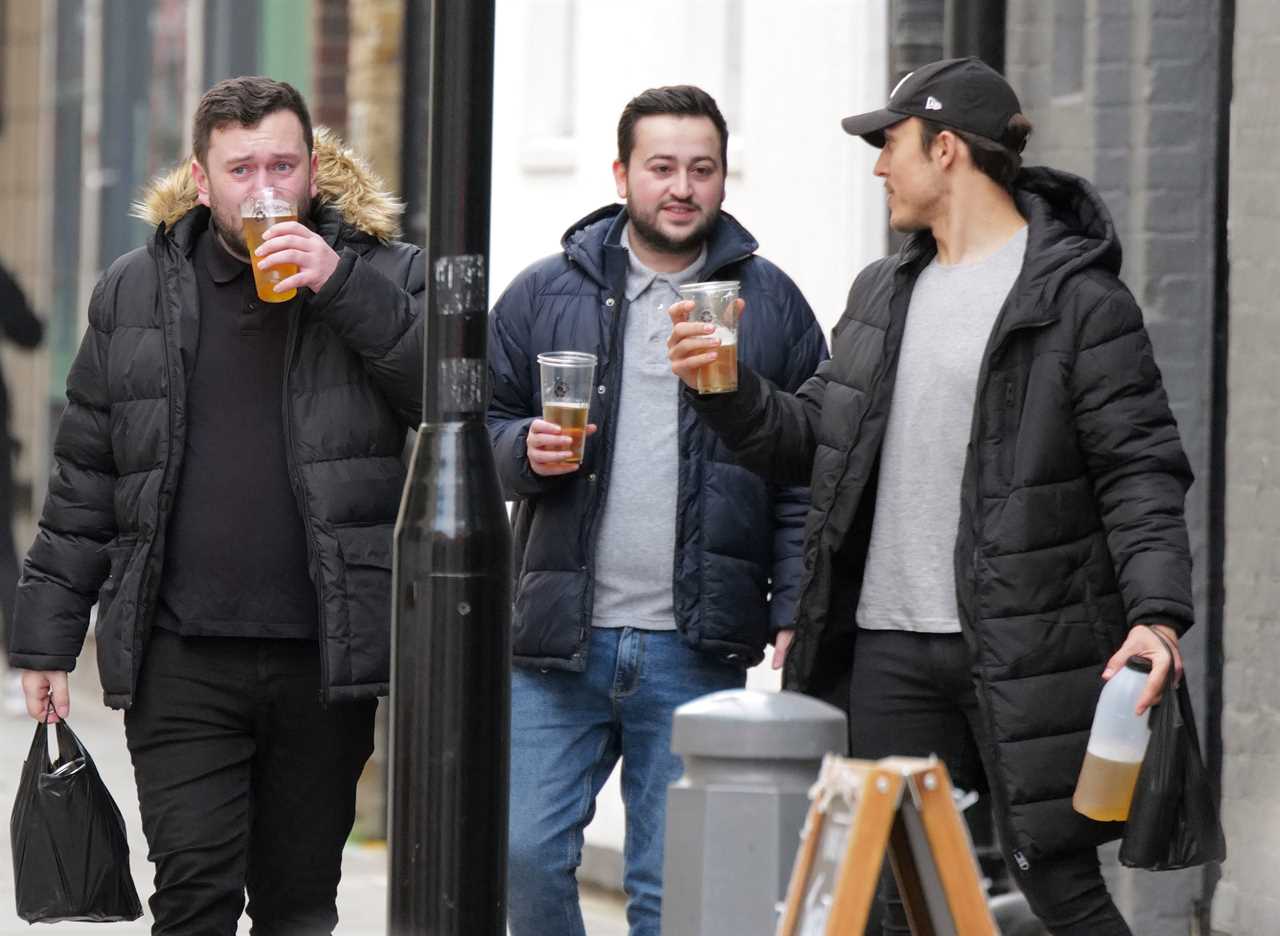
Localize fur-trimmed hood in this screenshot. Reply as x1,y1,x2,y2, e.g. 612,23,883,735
130,127,404,242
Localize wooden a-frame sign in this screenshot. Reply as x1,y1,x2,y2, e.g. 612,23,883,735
777,755,997,936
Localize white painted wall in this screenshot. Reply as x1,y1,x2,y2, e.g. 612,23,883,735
491,0,889,869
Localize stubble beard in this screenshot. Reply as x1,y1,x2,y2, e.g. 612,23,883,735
627,198,719,258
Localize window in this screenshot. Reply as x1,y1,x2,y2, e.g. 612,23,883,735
520,0,576,172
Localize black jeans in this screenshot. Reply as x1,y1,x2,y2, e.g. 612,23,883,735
123,628,376,936
849,629,1131,936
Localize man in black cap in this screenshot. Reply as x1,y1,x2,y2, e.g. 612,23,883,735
668,57,1194,934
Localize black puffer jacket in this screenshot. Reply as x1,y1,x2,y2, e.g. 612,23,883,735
488,206,827,670
688,167,1194,862
9,131,423,706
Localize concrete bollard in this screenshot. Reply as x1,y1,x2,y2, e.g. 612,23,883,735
660,688,848,936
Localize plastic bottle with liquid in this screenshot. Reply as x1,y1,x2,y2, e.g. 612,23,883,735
1072,655,1152,822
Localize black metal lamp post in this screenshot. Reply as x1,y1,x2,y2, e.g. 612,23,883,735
388,1,509,933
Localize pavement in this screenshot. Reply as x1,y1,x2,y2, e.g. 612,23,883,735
0,636,629,935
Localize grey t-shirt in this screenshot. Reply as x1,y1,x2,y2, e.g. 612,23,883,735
591,226,706,630
856,226,1028,634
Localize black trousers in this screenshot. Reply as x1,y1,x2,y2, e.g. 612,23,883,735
123,628,376,936
849,628,1132,936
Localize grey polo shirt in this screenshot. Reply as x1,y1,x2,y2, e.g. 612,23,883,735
591,225,707,630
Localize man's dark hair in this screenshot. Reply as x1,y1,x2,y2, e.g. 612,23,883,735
192,76,314,166
920,113,1034,191
617,85,729,173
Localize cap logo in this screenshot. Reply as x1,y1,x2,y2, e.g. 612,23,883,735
925,96,943,111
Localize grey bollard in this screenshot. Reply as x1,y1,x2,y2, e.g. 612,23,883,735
660,688,848,936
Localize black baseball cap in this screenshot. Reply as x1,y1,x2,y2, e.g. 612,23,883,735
841,57,1024,149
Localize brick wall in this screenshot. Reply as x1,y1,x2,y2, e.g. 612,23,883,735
312,0,349,138
1212,1,1280,932
346,0,402,186
1006,1,1223,932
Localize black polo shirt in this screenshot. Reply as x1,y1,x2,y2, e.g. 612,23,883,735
154,227,318,639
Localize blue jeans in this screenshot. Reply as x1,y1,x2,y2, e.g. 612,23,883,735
507,627,746,936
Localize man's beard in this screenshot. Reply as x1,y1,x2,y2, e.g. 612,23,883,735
627,197,718,257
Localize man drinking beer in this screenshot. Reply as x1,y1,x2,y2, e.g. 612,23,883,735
486,84,827,936
10,76,423,933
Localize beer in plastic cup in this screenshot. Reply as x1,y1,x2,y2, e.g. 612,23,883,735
241,187,299,303
676,280,740,394
537,351,597,465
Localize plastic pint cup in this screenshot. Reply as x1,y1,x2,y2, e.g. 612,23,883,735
677,280,740,394
241,187,299,303
538,351,597,465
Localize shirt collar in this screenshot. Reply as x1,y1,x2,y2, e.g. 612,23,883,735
201,226,251,284
620,224,708,301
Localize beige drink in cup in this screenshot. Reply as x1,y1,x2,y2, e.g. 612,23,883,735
241,188,299,303
676,281,741,394
538,351,597,465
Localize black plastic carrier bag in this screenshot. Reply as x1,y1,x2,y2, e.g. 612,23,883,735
1119,629,1227,871
10,716,143,922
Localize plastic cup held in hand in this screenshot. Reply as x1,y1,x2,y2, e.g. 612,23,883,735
538,351,597,465
677,280,740,394
241,187,298,303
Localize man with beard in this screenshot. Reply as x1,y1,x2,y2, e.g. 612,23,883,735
487,85,826,936
10,76,422,933
668,59,1193,935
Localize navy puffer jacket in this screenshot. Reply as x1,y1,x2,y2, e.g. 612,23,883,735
488,206,828,670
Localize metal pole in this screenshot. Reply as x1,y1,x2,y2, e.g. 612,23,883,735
388,1,508,933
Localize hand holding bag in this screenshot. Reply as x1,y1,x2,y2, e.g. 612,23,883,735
9,712,144,922
1118,628,1227,870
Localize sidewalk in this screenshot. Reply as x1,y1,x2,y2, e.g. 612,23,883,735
0,638,628,935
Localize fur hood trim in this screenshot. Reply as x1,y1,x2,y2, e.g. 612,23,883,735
129,127,404,242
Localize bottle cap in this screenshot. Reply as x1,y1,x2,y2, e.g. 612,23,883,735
1124,655,1153,673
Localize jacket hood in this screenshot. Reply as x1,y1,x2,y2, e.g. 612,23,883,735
130,128,404,242
1015,165,1122,282
560,204,760,288
896,166,1122,313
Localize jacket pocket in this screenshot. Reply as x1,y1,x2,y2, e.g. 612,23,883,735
334,525,394,674
95,536,138,638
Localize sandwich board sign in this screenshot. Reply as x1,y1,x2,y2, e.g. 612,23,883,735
777,755,996,936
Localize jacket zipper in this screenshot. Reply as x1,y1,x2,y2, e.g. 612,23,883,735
963,304,1058,864
670,255,752,654
281,304,328,701
579,285,628,662
132,235,185,706
793,264,913,682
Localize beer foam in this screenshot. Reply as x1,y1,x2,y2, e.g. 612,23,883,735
241,198,293,218
713,325,737,346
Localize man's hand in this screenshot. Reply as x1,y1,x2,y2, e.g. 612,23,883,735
1102,623,1182,716
20,670,70,723
772,629,794,671
526,417,598,477
666,298,745,390
255,221,341,295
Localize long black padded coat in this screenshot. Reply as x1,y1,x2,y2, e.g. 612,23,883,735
687,167,1194,863
487,206,828,670
8,131,424,707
